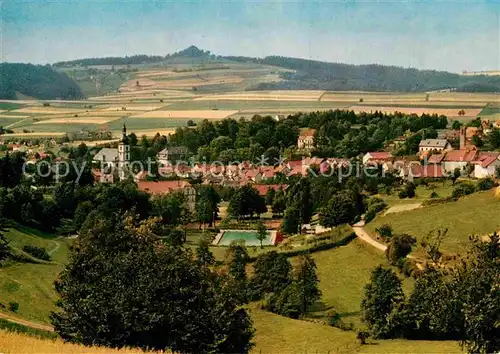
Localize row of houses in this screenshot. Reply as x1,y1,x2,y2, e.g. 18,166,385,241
363,149,500,180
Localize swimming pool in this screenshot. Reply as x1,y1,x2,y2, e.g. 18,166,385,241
215,230,276,246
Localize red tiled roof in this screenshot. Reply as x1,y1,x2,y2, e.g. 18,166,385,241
137,180,191,194
444,150,478,162
366,152,392,160
474,152,500,168
299,128,316,137
409,164,444,178
288,160,303,168
427,154,445,164
253,184,287,196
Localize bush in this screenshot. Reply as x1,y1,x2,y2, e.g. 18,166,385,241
327,310,354,331
405,183,416,198
398,189,408,199
386,234,416,265
476,178,495,191
430,191,439,199
364,208,377,223
22,245,50,261
375,223,393,241
8,301,19,312
357,331,370,345
452,182,476,199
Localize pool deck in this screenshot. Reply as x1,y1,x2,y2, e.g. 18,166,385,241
212,229,278,246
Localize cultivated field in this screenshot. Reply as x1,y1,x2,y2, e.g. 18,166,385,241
133,109,239,119
33,118,114,125
1,63,498,138
13,107,86,115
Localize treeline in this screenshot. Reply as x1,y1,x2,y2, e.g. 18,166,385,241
53,45,212,67
361,234,500,353
225,55,500,92
0,63,84,100
169,110,448,161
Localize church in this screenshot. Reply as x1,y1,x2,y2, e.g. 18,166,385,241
92,124,130,181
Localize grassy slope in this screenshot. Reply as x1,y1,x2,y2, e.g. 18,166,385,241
0,225,70,324
0,225,464,352
366,191,500,254
252,307,461,353
0,329,149,354
252,240,461,353
380,181,456,207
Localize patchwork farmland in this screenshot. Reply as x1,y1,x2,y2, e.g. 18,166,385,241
0,62,498,139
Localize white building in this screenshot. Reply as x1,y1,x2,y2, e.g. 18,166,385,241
474,153,500,178
418,139,452,153
92,123,130,181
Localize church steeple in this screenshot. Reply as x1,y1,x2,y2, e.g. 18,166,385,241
121,122,128,144
118,122,130,181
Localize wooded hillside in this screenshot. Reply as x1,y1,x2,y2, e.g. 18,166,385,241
0,63,84,100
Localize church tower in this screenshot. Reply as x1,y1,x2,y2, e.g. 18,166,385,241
117,123,130,181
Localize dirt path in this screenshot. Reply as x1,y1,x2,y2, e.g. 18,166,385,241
352,221,387,252
0,312,54,332
384,202,422,215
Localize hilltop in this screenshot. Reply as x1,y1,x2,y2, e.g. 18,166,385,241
51,45,500,93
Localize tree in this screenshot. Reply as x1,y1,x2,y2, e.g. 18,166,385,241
318,192,358,227
450,167,462,185
361,266,405,338
52,214,254,352
225,242,249,304
249,251,292,300
227,186,267,220
271,188,286,217
265,187,276,206
471,135,483,147
286,178,313,229
421,228,447,264
294,254,321,314
256,220,267,249
459,233,500,354
195,196,216,229
405,268,464,340
451,120,462,130
281,206,301,234
385,234,416,265
0,217,10,264
196,238,215,267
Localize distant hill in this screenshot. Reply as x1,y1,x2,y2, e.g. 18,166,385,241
0,63,84,100
224,55,500,93
47,46,500,93
53,45,213,68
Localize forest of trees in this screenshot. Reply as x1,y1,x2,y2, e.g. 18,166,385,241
53,46,213,67
0,63,84,100
225,55,500,92
169,110,448,161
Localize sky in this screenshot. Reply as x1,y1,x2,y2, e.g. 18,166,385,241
1,0,499,73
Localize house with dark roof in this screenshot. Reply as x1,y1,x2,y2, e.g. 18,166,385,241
157,146,191,163
418,139,452,153
92,148,119,168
